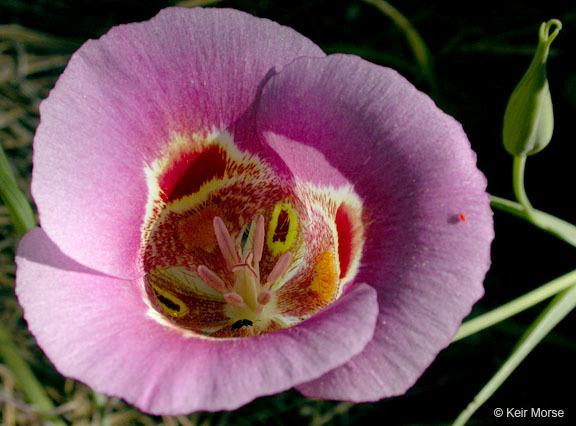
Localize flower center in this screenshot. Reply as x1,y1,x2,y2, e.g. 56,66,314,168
141,136,365,338
198,215,292,316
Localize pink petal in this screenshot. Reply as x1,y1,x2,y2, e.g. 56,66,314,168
16,228,378,414
257,54,493,400
32,8,324,278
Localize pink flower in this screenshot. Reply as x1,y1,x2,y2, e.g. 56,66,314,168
15,7,493,415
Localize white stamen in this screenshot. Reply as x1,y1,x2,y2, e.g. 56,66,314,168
213,216,295,314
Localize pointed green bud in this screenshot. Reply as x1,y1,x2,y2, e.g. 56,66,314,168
503,19,562,156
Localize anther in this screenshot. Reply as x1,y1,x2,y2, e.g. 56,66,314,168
266,251,292,286
197,265,228,293
223,292,245,307
257,291,272,306
253,216,265,264
213,216,241,268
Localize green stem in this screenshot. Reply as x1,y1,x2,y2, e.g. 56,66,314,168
0,323,65,425
491,195,576,248
454,268,576,341
453,280,576,426
512,155,537,223
0,143,36,237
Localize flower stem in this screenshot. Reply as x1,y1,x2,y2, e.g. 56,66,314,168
512,155,537,223
491,195,576,248
453,280,576,426
453,268,576,341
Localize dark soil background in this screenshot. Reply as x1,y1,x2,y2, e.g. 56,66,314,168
1,1,575,425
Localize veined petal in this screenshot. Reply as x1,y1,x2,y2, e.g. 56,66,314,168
257,54,493,400
32,7,325,278
16,228,378,414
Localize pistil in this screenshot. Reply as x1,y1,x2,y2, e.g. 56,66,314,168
198,215,292,315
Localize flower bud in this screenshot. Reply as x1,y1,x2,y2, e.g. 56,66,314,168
503,19,561,156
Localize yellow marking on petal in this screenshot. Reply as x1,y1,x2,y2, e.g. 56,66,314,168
150,284,189,318
177,205,222,252
266,202,299,256
309,251,339,304
141,133,368,339
297,183,365,288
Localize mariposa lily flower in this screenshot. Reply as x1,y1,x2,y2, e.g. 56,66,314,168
15,7,493,414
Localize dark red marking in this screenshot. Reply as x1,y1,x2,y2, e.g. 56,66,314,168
272,209,290,243
160,144,227,201
335,204,353,279
458,213,467,223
